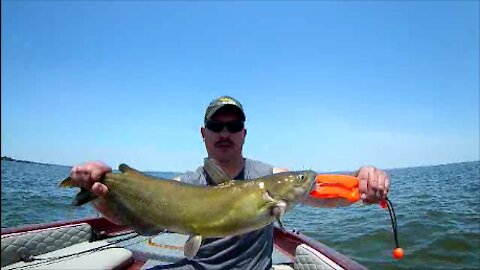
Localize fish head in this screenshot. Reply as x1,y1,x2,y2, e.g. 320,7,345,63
264,170,317,203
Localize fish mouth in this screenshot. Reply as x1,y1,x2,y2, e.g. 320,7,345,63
289,175,317,201
307,178,317,193
293,185,314,198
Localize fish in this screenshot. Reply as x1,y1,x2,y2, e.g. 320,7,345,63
59,159,317,259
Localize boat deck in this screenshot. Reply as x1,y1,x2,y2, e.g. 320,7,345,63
1,217,368,270
107,231,294,269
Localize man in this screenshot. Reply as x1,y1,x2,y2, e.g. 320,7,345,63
70,96,390,269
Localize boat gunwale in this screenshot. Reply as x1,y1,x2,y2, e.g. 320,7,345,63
274,228,369,270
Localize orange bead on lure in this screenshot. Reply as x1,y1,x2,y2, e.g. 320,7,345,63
309,174,404,260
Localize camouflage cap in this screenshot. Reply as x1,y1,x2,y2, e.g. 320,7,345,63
204,96,246,123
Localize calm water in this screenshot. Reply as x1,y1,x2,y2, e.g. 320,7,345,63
1,160,479,269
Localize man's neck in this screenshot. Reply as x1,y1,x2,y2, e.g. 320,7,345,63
215,156,245,178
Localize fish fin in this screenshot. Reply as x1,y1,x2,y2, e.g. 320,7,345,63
272,201,287,230
133,226,165,236
73,188,98,206
184,235,202,260
119,163,146,177
203,158,231,185
262,191,288,229
59,177,73,188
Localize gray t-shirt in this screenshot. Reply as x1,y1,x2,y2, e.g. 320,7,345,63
149,158,274,270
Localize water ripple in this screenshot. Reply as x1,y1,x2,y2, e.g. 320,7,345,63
1,160,479,269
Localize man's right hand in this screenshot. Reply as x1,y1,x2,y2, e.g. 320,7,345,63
70,161,124,225
70,161,111,197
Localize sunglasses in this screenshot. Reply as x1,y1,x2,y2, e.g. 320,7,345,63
205,120,244,133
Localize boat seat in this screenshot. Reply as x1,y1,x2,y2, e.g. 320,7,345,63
1,223,94,267
293,244,343,270
1,223,133,270
2,240,133,270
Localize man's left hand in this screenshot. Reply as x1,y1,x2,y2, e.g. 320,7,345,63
355,166,390,204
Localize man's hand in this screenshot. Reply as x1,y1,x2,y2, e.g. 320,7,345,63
70,161,111,197
354,166,390,204
70,161,124,225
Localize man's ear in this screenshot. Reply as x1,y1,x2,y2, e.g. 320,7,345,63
201,127,206,140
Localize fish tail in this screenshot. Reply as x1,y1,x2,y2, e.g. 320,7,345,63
73,188,98,206
59,177,98,206
59,177,74,187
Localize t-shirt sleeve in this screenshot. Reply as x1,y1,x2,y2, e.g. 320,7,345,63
176,166,208,186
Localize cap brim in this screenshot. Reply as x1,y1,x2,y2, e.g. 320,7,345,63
205,104,245,122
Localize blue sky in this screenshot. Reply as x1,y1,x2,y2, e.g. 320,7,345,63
2,1,478,172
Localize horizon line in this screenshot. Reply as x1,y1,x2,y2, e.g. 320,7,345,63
1,156,478,174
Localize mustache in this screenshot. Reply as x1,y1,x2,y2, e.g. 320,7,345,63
215,139,234,147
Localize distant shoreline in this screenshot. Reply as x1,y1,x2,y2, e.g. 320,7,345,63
1,156,478,172
1,156,65,167
0,156,180,175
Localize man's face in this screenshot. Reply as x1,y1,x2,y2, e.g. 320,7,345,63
201,108,246,163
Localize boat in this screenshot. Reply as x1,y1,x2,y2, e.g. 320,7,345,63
1,216,368,270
